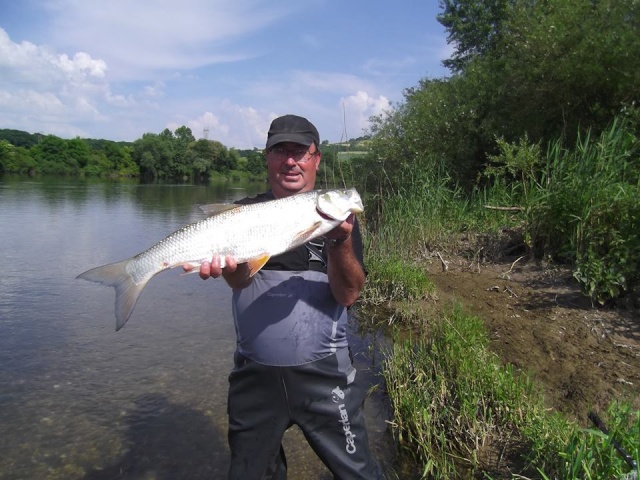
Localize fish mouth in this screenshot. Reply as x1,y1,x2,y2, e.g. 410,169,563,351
316,208,334,220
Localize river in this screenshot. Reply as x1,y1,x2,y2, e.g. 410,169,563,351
0,177,390,480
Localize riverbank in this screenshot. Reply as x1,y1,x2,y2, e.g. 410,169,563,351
375,248,640,478
425,253,640,422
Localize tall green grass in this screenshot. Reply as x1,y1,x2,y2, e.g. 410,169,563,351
484,117,640,304
382,305,640,479
359,116,640,478
359,160,513,308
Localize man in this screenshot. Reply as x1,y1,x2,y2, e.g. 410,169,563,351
188,114,383,479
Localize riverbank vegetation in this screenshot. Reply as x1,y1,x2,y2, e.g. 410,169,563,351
354,120,640,477
351,0,640,477
0,125,350,185
0,126,268,182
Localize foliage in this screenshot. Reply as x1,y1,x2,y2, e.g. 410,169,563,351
0,129,41,148
243,150,267,178
0,127,266,181
539,403,640,480
369,0,640,189
484,118,640,304
437,0,510,73
362,256,435,307
484,134,544,200
382,304,568,478
382,304,639,479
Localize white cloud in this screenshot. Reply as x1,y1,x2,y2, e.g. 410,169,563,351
340,91,391,139
1,2,449,145
42,0,296,78
290,71,373,94
0,28,107,88
0,26,118,135
166,101,270,149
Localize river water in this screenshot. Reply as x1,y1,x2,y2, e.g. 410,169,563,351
0,177,390,480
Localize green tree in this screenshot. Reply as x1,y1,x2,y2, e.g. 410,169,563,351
437,0,510,73
171,126,196,179
66,138,91,170
30,135,73,174
0,129,40,148
0,140,15,174
189,138,217,180
132,132,175,179
370,0,640,187
244,150,266,177
208,140,232,173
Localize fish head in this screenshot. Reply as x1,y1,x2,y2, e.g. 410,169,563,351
316,188,364,221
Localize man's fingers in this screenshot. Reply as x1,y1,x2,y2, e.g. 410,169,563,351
199,261,212,279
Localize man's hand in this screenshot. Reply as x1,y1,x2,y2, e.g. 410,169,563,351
183,255,252,288
183,255,238,279
324,213,355,244
324,214,365,306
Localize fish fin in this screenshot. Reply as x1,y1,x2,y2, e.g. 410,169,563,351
180,262,201,276
293,221,324,244
180,269,202,277
246,254,271,277
76,259,147,331
199,203,241,216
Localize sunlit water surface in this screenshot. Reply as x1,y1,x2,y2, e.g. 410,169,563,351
0,178,391,480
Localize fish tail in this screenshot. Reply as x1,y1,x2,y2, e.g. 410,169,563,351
76,259,147,331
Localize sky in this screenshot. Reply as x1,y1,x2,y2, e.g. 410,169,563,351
0,0,452,149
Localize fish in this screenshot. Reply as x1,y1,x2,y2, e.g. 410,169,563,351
77,188,364,331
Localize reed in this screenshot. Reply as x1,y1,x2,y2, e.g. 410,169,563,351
478,116,640,304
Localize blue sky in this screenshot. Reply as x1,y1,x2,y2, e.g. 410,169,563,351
0,1,452,148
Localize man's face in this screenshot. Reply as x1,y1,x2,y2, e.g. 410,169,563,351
265,142,321,198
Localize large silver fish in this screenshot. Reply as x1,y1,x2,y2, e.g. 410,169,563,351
77,188,364,331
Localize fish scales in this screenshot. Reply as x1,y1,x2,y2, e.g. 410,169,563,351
129,191,323,277
77,188,363,331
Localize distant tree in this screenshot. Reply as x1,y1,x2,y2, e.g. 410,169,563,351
66,138,91,170
244,150,266,177
189,138,216,180
209,140,231,173
0,141,38,175
172,126,196,178
0,129,40,148
30,135,75,174
131,132,175,179
0,140,14,174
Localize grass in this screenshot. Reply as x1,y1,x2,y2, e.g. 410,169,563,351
357,115,640,478
379,304,640,479
485,118,640,305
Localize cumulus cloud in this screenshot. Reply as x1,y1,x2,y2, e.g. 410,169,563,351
1,2,447,145
340,91,391,139
0,27,114,135
0,28,107,88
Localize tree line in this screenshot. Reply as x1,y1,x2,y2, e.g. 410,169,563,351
0,126,267,181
